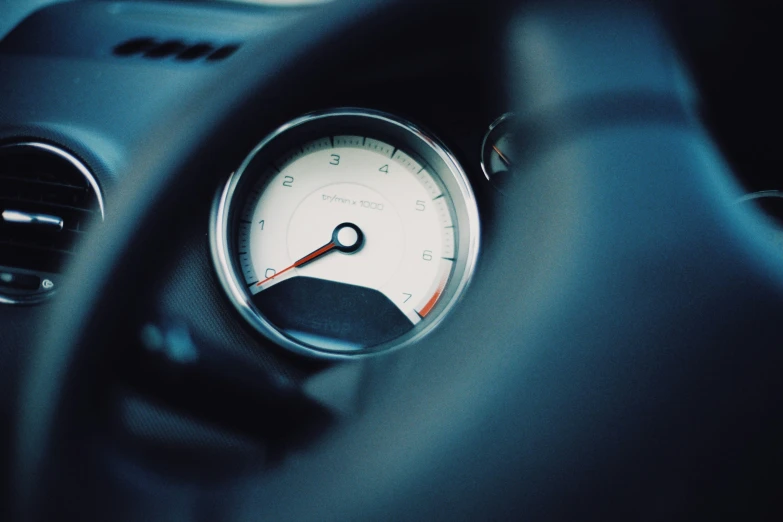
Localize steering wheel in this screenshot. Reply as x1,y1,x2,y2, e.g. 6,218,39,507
14,1,783,520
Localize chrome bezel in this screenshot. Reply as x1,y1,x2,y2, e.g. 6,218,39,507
737,190,783,204
210,108,480,359
0,141,105,306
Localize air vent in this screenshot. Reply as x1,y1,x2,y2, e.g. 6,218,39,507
112,37,240,63
0,142,104,304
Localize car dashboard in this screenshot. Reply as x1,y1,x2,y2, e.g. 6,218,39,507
0,1,781,520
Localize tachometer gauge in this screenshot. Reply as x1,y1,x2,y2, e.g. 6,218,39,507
211,109,479,358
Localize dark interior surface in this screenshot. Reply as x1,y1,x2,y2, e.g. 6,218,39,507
254,277,415,350
0,0,781,520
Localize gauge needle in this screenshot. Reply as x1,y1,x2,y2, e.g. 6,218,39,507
257,242,336,286
492,144,512,167
256,222,364,287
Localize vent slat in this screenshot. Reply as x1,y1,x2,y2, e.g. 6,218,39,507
0,174,88,190
0,224,84,248
1,197,97,216
0,238,75,255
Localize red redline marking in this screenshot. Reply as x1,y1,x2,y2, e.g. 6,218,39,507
256,242,336,287
417,287,443,318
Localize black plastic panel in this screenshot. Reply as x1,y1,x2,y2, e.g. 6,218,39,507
254,276,414,350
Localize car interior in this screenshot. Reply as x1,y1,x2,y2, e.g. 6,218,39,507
0,0,781,520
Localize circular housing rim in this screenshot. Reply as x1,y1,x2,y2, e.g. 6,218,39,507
480,112,514,181
210,108,480,359
0,141,105,306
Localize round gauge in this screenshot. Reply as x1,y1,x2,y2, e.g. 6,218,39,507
480,113,516,180
211,109,480,358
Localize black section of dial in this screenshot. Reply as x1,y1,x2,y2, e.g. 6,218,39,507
253,276,413,350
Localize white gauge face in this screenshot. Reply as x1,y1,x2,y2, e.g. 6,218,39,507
211,109,479,358
240,136,454,325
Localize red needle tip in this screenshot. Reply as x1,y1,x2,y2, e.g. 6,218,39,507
256,241,336,287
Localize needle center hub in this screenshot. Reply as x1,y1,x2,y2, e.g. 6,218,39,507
333,222,363,253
